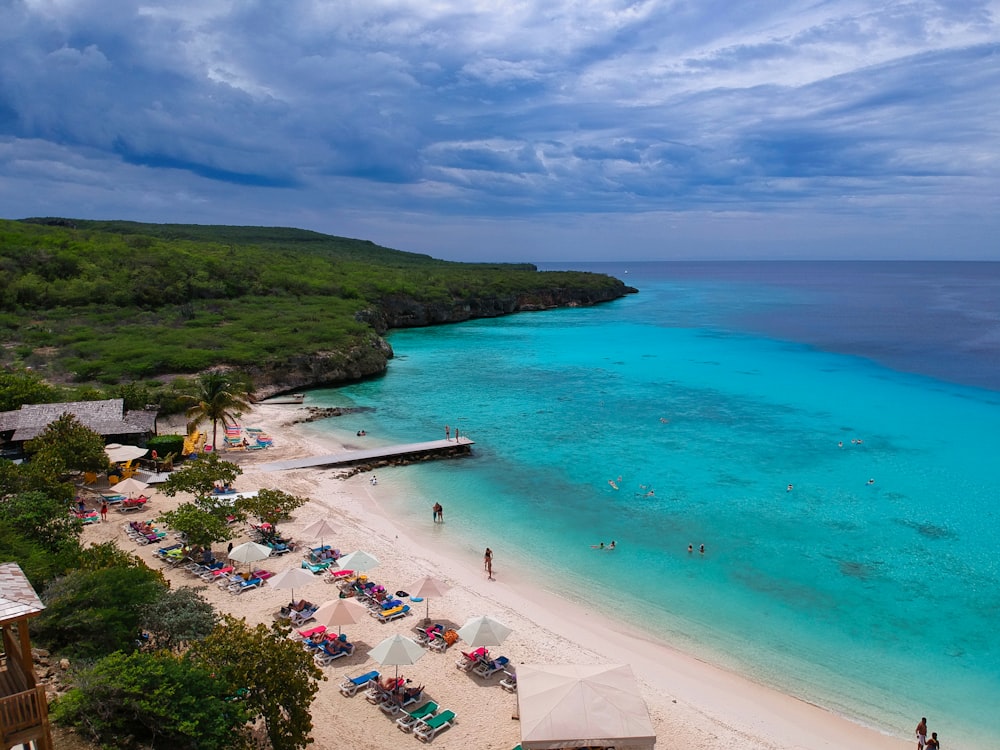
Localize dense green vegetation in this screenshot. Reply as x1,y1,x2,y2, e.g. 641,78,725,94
1,218,627,386
0,430,319,749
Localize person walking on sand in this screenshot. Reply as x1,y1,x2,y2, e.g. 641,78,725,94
916,718,927,750
484,547,493,579
100,501,108,522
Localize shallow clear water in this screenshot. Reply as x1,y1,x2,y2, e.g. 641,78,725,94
307,262,1000,748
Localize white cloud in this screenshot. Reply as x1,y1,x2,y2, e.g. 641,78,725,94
0,0,998,258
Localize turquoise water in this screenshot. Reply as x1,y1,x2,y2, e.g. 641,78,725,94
306,263,1000,748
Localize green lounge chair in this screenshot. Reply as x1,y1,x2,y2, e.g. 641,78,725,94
395,701,438,732
414,709,456,742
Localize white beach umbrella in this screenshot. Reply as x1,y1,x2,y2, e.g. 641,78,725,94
268,565,319,604
457,615,513,648
299,517,340,550
517,664,656,750
407,575,452,623
111,477,149,498
105,443,148,463
336,550,380,574
228,542,272,569
312,597,366,635
368,634,425,683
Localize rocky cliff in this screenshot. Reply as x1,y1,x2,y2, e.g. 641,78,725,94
254,281,636,397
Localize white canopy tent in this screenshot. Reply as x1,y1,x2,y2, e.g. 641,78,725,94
517,664,656,750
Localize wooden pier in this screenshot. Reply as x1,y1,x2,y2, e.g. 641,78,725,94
256,436,474,473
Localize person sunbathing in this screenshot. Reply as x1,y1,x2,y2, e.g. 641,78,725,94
380,675,404,691
323,635,352,655
402,684,424,702
308,632,327,645
290,599,313,612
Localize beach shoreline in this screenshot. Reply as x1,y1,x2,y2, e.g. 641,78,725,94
83,404,914,750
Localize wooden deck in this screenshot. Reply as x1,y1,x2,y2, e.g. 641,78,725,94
257,437,474,473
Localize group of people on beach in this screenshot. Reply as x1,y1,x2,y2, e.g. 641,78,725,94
916,717,941,750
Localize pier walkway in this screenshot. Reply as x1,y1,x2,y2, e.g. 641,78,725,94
256,437,474,473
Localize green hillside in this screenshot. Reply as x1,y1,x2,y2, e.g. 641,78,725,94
1,218,630,387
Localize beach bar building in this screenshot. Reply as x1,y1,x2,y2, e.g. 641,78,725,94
0,398,157,460
0,563,53,750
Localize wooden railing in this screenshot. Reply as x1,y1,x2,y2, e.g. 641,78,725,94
0,685,46,742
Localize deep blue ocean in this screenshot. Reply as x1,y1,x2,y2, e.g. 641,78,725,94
306,262,1000,748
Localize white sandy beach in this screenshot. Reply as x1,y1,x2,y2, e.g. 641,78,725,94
81,404,913,750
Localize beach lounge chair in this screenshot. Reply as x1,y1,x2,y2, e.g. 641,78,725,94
228,576,264,594
414,624,443,646
291,625,326,642
216,572,245,589
380,687,424,716
427,631,453,653
325,568,354,585
472,655,510,679
455,647,488,671
301,559,336,574
314,637,354,666
499,669,517,693
339,670,379,697
288,606,318,626
374,604,410,623
395,700,438,732
365,679,396,705
413,709,456,743
200,565,234,581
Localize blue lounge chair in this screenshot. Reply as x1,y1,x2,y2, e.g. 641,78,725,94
473,655,510,679
339,670,379,697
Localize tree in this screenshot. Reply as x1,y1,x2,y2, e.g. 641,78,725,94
159,454,244,546
0,456,75,505
156,502,236,548
77,540,162,576
188,615,323,750
24,412,110,475
183,372,254,451
161,452,242,503
34,566,167,659
50,651,250,750
238,488,307,529
140,586,217,652
0,368,61,411
0,489,82,552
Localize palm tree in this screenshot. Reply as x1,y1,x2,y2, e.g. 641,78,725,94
184,372,255,451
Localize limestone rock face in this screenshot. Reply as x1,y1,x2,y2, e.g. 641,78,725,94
251,282,635,396
250,336,394,399
357,283,636,333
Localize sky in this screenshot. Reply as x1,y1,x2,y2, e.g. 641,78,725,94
1,1,999,262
